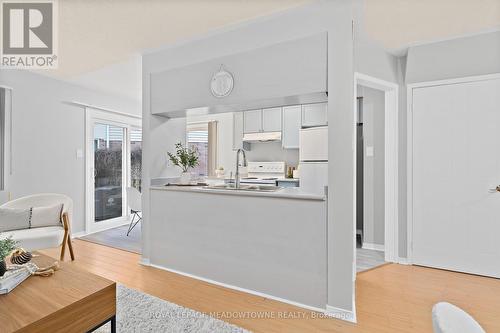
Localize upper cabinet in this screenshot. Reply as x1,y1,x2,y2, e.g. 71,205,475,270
262,108,282,132
302,103,328,127
233,112,250,151
243,110,262,133
244,108,282,134
282,105,301,149
150,33,327,117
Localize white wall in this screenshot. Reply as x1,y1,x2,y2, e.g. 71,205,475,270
358,86,385,246
246,142,299,168
142,0,355,315
353,0,399,84
0,69,140,233
406,31,500,84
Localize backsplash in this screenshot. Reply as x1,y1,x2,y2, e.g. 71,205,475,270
246,142,299,168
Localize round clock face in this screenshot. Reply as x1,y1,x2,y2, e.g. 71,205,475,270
210,69,234,98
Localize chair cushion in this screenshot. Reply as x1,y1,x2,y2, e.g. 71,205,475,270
2,226,64,251
432,302,485,333
31,204,63,228
0,207,31,232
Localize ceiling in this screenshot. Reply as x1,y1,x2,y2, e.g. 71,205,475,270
52,0,312,78
363,0,500,54
38,0,500,101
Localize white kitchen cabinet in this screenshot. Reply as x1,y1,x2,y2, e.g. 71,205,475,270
282,105,301,149
233,112,250,150
302,103,328,127
243,109,262,133
262,107,282,132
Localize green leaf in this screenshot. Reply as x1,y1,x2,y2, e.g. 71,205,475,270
167,142,200,173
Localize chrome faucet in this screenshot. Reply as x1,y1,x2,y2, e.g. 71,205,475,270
235,148,248,189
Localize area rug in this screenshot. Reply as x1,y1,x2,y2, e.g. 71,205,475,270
96,284,251,333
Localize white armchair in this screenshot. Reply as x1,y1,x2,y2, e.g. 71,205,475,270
0,193,75,261
432,302,485,333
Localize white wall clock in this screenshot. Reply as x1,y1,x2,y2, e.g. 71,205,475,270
210,65,234,98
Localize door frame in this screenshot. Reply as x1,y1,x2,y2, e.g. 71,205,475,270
354,72,399,263
406,72,500,263
84,107,142,234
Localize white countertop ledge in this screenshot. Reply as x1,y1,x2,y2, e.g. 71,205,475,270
150,185,326,201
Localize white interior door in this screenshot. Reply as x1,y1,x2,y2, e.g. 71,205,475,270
411,77,500,277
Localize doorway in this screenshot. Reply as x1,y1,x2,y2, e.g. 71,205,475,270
356,87,386,272
85,108,142,238
354,73,399,274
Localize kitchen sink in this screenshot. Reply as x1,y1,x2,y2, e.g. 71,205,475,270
203,184,282,192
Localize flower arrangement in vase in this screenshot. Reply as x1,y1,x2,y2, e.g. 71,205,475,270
167,142,200,184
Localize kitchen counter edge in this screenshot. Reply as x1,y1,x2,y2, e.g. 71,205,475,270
150,185,325,201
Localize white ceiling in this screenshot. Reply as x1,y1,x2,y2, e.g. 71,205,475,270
363,0,500,54
40,0,500,101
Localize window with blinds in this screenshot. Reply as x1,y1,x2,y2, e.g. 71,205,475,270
186,121,217,177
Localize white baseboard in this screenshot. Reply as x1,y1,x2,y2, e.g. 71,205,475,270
148,262,328,315
139,257,150,266
325,305,357,323
362,242,385,251
396,257,410,265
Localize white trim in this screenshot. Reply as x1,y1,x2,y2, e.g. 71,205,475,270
0,85,13,90
325,305,357,323
396,257,410,265
406,72,500,264
139,257,150,266
354,72,399,264
362,242,385,252
407,73,500,89
146,262,328,315
68,101,142,119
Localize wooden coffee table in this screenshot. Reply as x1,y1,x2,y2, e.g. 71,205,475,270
0,252,116,333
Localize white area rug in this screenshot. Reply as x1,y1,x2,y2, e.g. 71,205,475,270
96,284,251,333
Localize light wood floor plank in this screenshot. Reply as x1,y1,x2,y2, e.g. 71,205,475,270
40,240,500,333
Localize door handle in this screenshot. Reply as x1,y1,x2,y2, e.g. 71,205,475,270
488,186,500,193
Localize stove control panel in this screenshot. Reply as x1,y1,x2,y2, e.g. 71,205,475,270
247,162,286,174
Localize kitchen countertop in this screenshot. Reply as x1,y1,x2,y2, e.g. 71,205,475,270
150,184,325,201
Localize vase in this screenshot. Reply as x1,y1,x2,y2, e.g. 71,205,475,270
0,260,6,277
179,171,192,184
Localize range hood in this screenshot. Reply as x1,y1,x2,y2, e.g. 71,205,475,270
243,131,282,142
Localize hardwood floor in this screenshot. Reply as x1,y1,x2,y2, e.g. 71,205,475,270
41,240,500,333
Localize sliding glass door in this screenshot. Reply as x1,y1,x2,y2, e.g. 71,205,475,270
93,123,125,222
86,108,141,233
